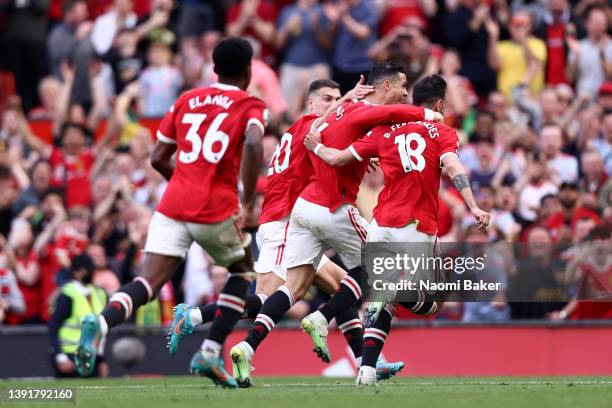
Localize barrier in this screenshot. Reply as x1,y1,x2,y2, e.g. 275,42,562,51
1,321,611,378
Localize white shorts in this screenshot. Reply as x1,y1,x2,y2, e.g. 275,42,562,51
255,218,332,280
367,219,436,245
254,218,290,280
367,219,440,284
144,211,251,267
283,197,369,270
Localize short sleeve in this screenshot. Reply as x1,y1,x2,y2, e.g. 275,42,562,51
245,98,268,136
350,133,379,162
156,104,177,144
438,126,460,165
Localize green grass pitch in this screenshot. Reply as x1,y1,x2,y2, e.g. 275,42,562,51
2,376,612,408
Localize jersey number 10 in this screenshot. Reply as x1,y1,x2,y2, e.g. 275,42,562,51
267,132,292,175
179,113,230,164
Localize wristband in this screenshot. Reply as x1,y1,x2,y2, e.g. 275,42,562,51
313,143,323,156
559,310,568,319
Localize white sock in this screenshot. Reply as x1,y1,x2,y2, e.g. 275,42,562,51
200,339,222,359
355,356,362,366
189,308,203,326
360,365,376,377
98,315,108,336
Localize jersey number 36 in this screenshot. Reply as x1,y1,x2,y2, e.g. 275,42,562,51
179,113,230,164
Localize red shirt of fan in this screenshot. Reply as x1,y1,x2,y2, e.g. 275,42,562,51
49,147,95,208
54,224,89,260
300,100,430,211
259,114,318,224
351,121,459,235
156,83,267,223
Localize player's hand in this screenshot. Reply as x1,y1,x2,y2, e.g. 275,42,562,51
240,204,259,232
432,112,444,123
304,128,322,151
367,158,380,173
471,208,490,231
345,75,374,100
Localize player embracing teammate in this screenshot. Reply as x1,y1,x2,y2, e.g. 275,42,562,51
303,74,490,385
228,62,447,385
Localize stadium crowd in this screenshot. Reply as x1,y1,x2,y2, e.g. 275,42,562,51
0,0,611,328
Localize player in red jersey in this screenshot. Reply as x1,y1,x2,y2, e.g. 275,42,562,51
229,62,445,374
168,79,405,385
302,75,490,385
74,38,266,387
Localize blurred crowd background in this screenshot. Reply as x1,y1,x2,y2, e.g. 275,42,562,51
0,0,611,328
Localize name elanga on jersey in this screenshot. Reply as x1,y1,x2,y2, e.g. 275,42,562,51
385,121,441,139
188,94,234,110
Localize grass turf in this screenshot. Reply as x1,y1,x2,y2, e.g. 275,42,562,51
1,376,611,408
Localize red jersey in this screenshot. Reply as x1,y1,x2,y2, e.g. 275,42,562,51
300,100,432,211
156,83,267,223
351,120,459,235
49,147,95,208
259,114,318,224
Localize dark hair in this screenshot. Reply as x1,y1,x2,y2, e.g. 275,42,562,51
41,187,65,205
70,253,95,283
60,122,88,139
366,62,406,85
0,165,11,180
307,79,341,96
212,37,253,80
589,225,611,241
412,74,447,106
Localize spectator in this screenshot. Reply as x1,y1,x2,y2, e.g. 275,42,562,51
102,28,143,94
28,76,61,121
545,181,601,242
0,262,26,325
327,0,379,93
540,123,578,184
580,149,608,198
533,0,583,86
276,0,332,120
5,218,41,324
492,11,547,101
376,0,437,36
567,7,612,100
46,0,91,78
516,154,559,222
226,0,278,67
369,21,442,90
508,226,568,319
445,0,498,96
13,160,52,214
178,0,216,46
139,42,182,117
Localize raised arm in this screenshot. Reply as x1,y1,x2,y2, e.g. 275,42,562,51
442,153,490,230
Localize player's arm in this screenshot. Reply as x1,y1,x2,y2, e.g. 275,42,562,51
442,153,490,231
303,128,371,167
151,103,180,181
151,141,177,181
241,122,265,213
356,104,443,129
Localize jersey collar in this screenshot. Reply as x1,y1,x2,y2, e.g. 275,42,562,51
211,82,241,91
